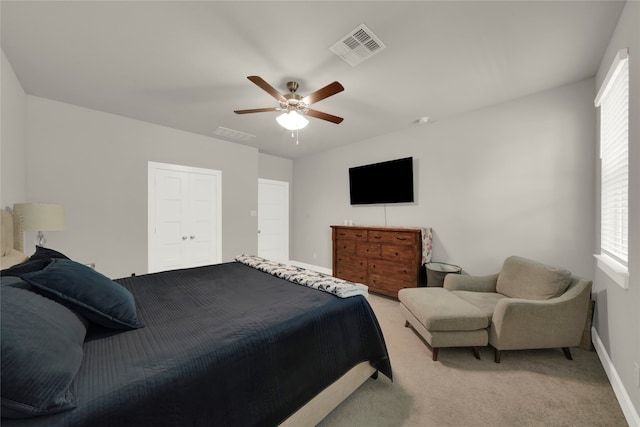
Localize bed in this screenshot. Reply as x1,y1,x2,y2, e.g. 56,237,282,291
1,245,392,426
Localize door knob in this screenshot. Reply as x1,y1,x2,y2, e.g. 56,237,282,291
190,235,195,239
182,236,187,240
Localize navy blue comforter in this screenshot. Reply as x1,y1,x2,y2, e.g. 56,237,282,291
6,262,391,426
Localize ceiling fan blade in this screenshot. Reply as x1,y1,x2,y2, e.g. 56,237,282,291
247,76,286,102
306,109,344,124
302,81,344,105
234,107,279,114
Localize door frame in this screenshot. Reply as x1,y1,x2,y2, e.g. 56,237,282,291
148,161,222,273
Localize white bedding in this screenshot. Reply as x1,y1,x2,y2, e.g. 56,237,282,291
1,249,29,269
235,254,368,298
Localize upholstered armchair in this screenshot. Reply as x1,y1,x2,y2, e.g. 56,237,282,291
443,256,593,362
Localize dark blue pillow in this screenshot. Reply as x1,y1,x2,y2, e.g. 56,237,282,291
21,259,143,330
1,283,87,418
31,245,71,261
1,276,27,287
1,246,70,277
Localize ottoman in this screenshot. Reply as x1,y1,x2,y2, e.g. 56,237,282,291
398,287,489,361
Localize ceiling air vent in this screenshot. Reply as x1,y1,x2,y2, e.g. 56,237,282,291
330,23,386,67
213,126,255,142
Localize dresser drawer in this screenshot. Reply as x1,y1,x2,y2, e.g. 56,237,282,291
381,245,415,262
368,259,417,280
367,230,416,245
369,273,415,295
335,240,356,254
335,265,367,284
335,254,367,270
334,228,367,241
356,243,381,258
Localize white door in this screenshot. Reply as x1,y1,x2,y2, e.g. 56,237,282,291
148,162,222,273
258,179,289,263
153,167,189,271
188,172,220,267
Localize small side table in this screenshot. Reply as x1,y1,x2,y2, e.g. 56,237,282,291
425,262,462,287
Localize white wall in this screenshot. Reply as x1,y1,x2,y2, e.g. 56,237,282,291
1,50,27,209
593,1,640,423
25,96,260,278
258,152,293,183
292,78,596,279
1,51,294,280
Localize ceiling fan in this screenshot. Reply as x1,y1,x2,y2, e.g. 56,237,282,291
234,76,344,128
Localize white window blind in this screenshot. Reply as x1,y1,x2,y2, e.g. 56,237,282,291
595,48,629,267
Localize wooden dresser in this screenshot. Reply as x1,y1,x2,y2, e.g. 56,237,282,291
331,225,422,298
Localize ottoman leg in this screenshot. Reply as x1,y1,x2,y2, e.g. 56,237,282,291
494,349,502,363
432,348,439,361
405,320,410,327
472,347,481,360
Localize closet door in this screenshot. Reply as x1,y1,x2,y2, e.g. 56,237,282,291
148,162,221,273
186,171,220,268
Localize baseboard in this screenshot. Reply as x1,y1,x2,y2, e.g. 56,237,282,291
288,260,332,276
592,327,640,427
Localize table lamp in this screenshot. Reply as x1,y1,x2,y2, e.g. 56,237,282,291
13,203,66,247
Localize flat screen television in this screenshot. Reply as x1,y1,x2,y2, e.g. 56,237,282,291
349,157,414,205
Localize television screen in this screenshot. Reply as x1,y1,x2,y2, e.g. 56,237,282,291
349,157,414,205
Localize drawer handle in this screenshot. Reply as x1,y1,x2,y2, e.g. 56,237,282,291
373,235,382,239
339,232,346,236
355,233,363,238
396,237,407,241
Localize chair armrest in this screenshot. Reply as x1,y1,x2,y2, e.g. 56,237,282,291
444,273,498,292
490,280,592,350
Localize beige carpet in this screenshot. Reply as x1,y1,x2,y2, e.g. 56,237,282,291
319,293,628,427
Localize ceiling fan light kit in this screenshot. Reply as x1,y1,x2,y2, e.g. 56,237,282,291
276,111,309,131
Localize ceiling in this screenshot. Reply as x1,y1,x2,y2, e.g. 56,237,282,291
1,1,625,159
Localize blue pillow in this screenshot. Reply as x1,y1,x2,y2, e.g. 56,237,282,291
1,246,70,277
21,259,143,330
31,245,71,261
1,283,87,418
1,276,27,287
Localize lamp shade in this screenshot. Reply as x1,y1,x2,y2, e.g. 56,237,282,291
13,203,66,232
276,111,309,130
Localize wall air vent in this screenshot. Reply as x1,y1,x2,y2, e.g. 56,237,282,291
213,126,256,141
329,23,386,67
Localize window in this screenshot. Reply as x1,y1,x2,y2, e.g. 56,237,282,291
594,48,629,289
